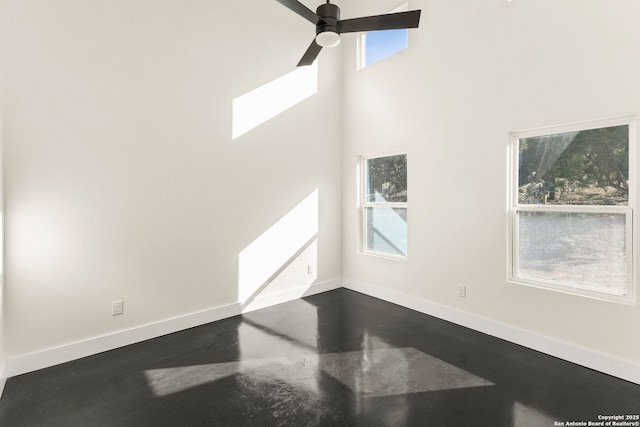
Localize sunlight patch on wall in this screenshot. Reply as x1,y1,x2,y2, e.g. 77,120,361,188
0,212,3,276
10,204,68,281
240,240,318,313
232,62,318,139
238,189,319,303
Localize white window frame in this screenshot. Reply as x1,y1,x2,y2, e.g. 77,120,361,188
357,3,410,70
361,152,408,260
508,116,636,305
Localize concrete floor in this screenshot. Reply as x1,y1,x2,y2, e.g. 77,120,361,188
1,289,639,426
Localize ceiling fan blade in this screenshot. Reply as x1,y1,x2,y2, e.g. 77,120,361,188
297,39,322,66
275,0,324,25
338,10,421,34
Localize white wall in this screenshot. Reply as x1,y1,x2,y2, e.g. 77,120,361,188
342,0,640,365
0,115,5,392
0,6,6,388
3,0,640,381
1,0,342,359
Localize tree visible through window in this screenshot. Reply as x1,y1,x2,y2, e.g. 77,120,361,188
510,120,635,303
362,154,408,257
518,125,628,206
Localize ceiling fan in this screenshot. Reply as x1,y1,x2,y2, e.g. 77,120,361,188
276,0,422,66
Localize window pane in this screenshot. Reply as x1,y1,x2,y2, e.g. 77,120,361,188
366,155,407,203
365,207,407,256
517,211,627,295
518,125,629,205
363,29,408,67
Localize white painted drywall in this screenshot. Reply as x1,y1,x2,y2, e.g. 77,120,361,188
0,120,5,387
342,0,640,364
3,0,640,377
0,30,6,386
1,0,343,358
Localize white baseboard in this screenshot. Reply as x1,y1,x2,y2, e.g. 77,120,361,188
343,279,640,385
0,361,7,400
6,278,639,386
6,280,342,378
241,279,342,313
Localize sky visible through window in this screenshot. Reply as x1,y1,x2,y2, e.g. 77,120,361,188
363,28,408,68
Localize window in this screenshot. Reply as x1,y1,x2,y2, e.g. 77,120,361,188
362,153,408,258
509,118,636,304
357,4,409,69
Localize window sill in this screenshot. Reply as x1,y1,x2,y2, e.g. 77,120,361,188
508,276,636,306
360,250,408,262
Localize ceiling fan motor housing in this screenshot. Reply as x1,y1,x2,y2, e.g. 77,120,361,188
316,3,340,36
275,0,421,65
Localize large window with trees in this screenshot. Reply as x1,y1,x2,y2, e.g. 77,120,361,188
509,118,636,304
362,153,408,258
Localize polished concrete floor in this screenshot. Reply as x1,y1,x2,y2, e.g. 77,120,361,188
1,289,639,426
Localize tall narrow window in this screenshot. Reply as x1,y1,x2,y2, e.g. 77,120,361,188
509,118,635,304
362,153,408,258
357,3,409,69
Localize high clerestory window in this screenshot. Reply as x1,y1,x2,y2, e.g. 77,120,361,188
357,3,409,69
509,118,636,304
362,153,408,258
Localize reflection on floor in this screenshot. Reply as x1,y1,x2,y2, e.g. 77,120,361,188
1,289,638,426
320,347,493,397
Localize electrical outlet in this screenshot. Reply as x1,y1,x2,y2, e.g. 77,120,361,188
307,264,314,275
112,300,124,316
457,285,467,298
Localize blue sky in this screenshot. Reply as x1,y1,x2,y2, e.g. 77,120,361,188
364,28,408,67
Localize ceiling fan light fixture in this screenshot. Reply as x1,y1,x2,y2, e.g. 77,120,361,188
315,30,341,47
276,0,421,66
